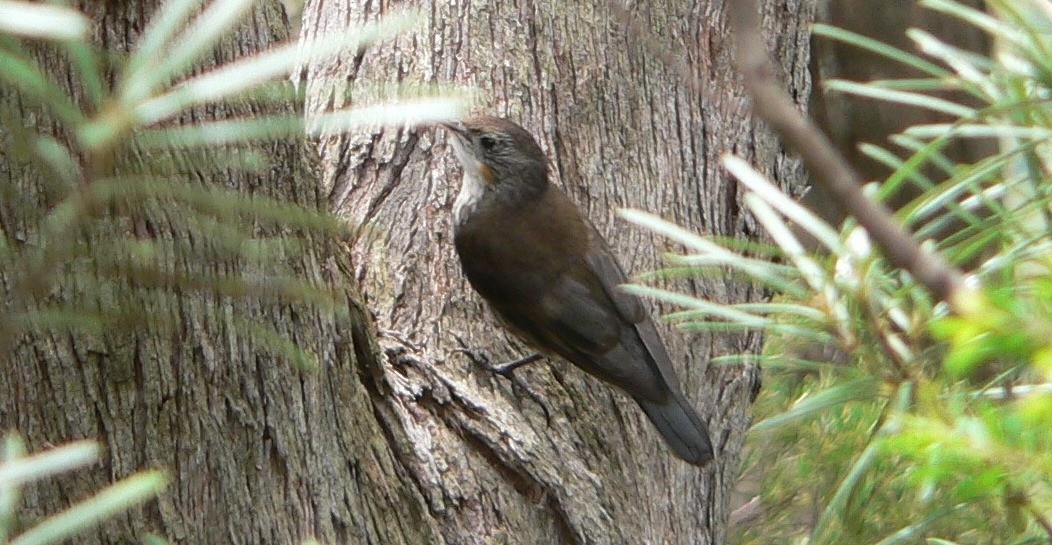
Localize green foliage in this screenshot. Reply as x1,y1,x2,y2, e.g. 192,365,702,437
626,0,1052,543
0,1,462,360
0,434,167,545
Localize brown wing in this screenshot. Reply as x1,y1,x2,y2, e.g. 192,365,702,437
581,225,682,393
509,262,666,402
455,185,679,402
497,219,678,402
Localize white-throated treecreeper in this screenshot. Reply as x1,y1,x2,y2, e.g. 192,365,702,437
442,116,713,466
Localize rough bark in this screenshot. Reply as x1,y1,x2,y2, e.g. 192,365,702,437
303,1,811,543
1,2,444,544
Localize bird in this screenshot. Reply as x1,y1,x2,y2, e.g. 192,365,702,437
440,115,714,466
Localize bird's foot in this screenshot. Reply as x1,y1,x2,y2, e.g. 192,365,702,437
486,353,544,377
454,348,551,424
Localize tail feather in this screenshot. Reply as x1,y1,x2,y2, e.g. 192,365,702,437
635,391,714,466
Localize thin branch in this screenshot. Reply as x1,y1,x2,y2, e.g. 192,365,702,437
728,495,765,528
726,1,968,305
1031,504,1052,541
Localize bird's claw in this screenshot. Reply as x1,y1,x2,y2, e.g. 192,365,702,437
455,349,551,425
486,353,544,377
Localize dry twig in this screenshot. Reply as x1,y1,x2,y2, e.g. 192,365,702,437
726,1,967,305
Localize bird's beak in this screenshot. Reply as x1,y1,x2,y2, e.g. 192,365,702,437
439,120,468,140
440,120,472,166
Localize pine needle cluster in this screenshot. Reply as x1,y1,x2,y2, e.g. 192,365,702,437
628,1,1052,543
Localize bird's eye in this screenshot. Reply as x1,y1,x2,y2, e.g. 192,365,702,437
479,135,498,151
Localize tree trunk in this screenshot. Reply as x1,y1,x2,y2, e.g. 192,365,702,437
2,0,813,543
1,2,445,544
303,1,811,543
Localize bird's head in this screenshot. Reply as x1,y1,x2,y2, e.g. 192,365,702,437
441,116,550,196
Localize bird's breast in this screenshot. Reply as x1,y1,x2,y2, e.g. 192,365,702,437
453,170,489,226
453,187,589,308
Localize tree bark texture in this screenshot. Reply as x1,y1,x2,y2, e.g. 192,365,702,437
303,1,811,543
1,2,446,544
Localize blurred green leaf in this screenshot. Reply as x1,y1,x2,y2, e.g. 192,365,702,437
811,23,951,77
0,441,100,488
0,46,84,125
130,10,422,124
0,1,89,40
9,470,167,545
751,378,881,432
823,79,978,118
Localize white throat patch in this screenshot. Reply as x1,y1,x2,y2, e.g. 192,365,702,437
449,137,490,224
454,168,488,225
